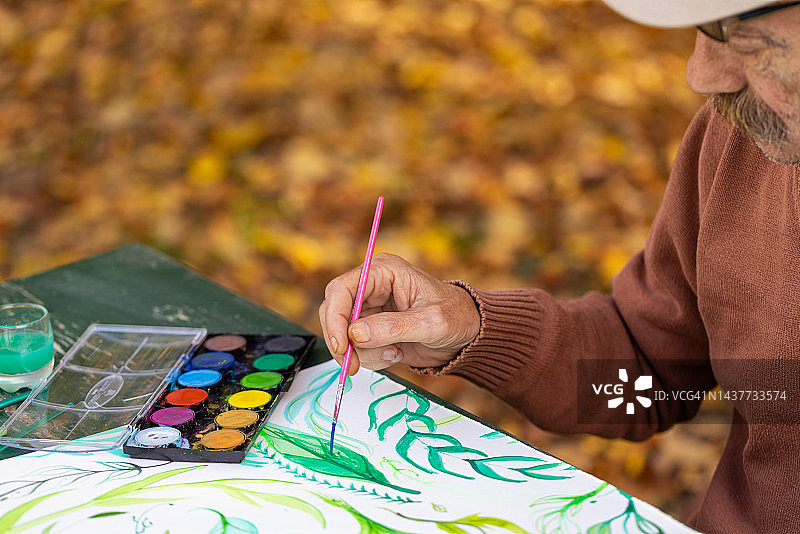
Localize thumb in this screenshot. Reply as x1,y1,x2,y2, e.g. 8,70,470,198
348,307,449,349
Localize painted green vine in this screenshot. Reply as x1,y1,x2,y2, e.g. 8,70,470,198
394,509,533,534
0,466,325,534
586,490,665,534
368,387,575,483
0,460,170,502
530,483,666,534
317,494,534,534
284,368,345,436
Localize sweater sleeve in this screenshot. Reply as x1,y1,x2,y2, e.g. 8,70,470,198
417,105,727,441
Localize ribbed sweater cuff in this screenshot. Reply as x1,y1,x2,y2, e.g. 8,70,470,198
414,280,545,391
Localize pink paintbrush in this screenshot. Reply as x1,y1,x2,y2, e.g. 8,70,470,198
330,196,385,453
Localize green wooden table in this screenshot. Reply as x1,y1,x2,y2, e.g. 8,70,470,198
0,243,330,457
0,243,328,364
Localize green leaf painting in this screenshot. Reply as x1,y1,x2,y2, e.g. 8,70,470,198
318,494,537,534
368,389,434,437
531,482,611,534
530,483,667,534
0,461,169,503
263,424,420,496
585,491,665,534
395,510,533,534
88,511,128,519
203,509,260,534
284,368,345,436
368,387,574,483
0,465,326,534
0,467,199,534
467,456,575,482
315,494,533,534
0,491,67,533
316,494,415,534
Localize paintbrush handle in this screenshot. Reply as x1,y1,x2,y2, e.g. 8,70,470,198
330,196,384,450
348,196,384,322
339,197,383,375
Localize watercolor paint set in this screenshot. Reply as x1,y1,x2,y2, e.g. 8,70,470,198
0,324,314,463
124,330,314,462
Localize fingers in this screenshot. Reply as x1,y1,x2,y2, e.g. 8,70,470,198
319,253,481,373
343,307,450,370
320,253,402,358
320,267,360,358
341,346,362,375
348,305,451,349
349,339,405,372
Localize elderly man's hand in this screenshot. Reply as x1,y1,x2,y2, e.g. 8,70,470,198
319,253,481,375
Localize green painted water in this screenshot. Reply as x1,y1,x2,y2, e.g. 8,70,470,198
0,331,54,374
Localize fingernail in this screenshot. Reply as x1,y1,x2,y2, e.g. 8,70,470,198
350,322,371,343
329,336,340,354
381,348,396,362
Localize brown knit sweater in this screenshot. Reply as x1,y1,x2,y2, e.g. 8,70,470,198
423,103,800,533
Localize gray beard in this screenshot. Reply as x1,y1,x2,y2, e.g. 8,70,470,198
708,90,796,164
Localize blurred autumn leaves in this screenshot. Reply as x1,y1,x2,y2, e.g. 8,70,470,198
1,0,704,306
1,0,716,520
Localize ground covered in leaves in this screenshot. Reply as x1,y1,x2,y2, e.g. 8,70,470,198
1,0,728,522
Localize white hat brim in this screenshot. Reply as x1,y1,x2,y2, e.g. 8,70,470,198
602,0,780,27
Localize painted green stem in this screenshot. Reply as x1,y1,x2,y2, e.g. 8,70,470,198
394,510,534,534
0,461,169,502
315,494,416,534
531,482,611,534
0,466,317,534
586,491,665,534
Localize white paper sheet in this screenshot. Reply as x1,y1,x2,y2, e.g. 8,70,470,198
0,361,696,533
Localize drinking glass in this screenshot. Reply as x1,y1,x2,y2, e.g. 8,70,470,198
0,303,55,393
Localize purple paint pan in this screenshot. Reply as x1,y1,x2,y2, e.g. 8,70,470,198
150,407,194,432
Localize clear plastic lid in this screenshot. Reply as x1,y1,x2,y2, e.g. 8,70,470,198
0,324,206,452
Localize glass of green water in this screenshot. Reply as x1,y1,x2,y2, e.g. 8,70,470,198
0,303,55,393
